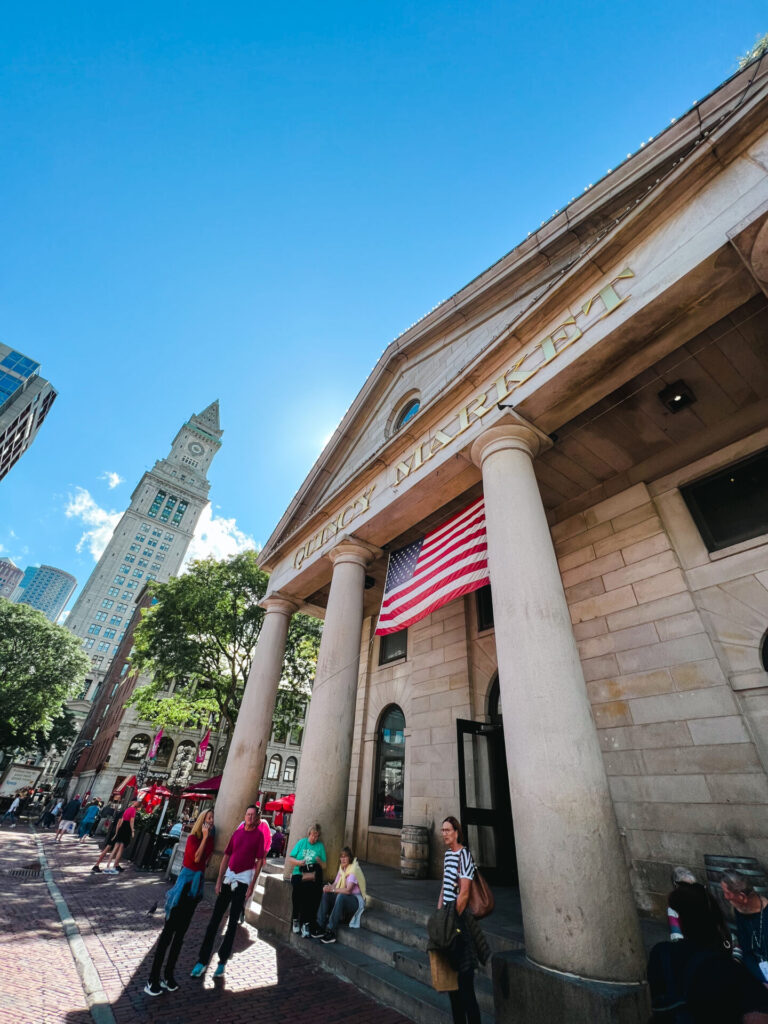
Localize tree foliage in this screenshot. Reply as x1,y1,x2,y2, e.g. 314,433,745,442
0,599,89,752
738,32,768,69
127,551,322,738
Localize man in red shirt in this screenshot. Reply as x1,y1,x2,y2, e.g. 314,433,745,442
190,804,266,979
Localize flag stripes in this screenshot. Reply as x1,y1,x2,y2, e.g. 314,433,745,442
375,496,489,635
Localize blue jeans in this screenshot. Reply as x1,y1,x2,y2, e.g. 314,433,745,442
316,891,358,931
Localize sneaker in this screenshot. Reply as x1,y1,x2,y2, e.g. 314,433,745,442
115,865,124,872
91,865,101,873
309,925,324,939
161,977,179,992
213,963,225,978
292,918,300,934
301,923,310,938
143,982,163,997
103,868,118,875
321,930,336,944
189,963,205,978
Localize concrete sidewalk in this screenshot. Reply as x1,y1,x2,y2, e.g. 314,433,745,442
0,825,411,1024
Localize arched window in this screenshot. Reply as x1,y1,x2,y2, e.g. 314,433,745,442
371,705,405,828
267,754,282,780
283,756,297,783
124,733,150,763
394,398,420,432
215,746,227,773
153,736,174,768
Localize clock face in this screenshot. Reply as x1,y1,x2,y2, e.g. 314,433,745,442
188,441,205,457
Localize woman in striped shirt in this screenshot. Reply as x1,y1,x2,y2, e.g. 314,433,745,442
439,816,481,1024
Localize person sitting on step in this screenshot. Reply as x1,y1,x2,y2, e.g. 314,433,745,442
310,846,366,943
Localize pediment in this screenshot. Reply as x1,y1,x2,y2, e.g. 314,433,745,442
260,58,768,568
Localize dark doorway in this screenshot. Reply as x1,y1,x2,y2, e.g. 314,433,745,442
457,680,517,885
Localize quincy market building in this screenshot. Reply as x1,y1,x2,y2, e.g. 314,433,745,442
215,61,768,1018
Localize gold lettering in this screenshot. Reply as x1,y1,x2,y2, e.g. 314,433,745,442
424,430,454,461
457,392,493,434
293,545,307,569
494,373,511,403
540,315,582,361
357,485,375,513
395,447,422,483
581,267,634,320
505,354,534,385
339,502,358,528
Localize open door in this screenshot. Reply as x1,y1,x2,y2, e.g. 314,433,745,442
456,718,517,886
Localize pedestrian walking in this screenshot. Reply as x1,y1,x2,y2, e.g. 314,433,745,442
1,794,21,827
189,804,266,979
144,809,215,997
54,795,82,841
78,800,101,841
103,799,139,873
91,812,121,873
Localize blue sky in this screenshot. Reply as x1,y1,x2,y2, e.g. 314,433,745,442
1,2,765,613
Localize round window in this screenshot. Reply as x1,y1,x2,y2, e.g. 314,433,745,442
394,399,420,431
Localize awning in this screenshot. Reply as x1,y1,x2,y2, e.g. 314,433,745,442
112,775,136,797
184,774,221,793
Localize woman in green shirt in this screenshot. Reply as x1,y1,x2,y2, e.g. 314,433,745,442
288,822,327,938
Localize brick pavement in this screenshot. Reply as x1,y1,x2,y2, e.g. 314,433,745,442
0,825,411,1024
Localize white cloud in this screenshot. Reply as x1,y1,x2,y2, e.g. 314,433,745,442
99,471,125,489
65,487,121,561
184,505,257,565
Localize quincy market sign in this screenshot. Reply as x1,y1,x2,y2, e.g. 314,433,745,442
293,267,635,569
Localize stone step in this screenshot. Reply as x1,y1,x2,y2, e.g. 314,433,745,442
361,905,523,963
332,918,494,1011
287,930,494,1024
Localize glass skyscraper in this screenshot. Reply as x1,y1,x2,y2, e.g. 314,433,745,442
13,564,77,623
0,344,57,481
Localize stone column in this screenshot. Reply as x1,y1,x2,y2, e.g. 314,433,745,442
471,420,645,982
287,536,380,874
214,593,298,848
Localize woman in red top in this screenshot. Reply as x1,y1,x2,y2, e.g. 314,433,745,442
145,809,214,997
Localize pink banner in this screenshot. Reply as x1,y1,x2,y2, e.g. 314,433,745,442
196,728,211,764
148,728,163,760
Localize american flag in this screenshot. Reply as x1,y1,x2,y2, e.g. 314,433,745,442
375,496,489,636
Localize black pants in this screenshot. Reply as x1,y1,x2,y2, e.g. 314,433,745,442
197,882,248,965
149,891,198,985
291,869,322,926
448,931,481,1024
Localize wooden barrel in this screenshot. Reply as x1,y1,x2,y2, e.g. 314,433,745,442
400,825,429,879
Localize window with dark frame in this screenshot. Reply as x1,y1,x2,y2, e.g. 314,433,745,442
379,629,407,665
371,705,405,828
476,584,494,631
681,449,768,552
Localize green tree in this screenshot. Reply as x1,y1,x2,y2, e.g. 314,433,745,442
127,551,322,738
0,599,89,752
738,32,768,68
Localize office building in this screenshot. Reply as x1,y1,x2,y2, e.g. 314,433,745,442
0,345,57,481
0,558,23,600
13,564,77,623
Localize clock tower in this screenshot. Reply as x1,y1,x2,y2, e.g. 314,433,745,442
65,400,224,699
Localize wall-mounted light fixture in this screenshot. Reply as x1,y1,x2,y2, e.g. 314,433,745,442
658,379,696,413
